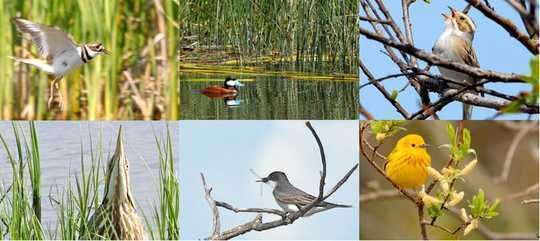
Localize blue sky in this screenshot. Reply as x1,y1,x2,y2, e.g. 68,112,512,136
360,1,537,120
179,121,359,240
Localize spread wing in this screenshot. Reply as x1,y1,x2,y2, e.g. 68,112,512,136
14,18,78,59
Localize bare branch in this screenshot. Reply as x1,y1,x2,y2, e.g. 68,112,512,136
465,0,539,54
359,27,526,83
521,199,540,205
503,182,540,201
201,173,221,240
494,122,537,183
360,189,400,202
215,201,286,217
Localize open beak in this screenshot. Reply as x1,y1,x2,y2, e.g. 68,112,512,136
448,6,457,17
441,13,450,20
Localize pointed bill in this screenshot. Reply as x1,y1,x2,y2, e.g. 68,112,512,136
105,126,133,204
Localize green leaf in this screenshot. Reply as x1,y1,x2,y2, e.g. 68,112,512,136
527,56,538,86
469,189,485,218
427,205,442,218
502,99,525,113
468,189,500,219
423,0,431,3
447,123,456,149
485,199,500,219
370,120,406,137
390,90,398,100
462,128,471,152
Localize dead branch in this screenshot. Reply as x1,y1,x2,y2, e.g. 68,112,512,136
359,27,525,83
201,121,358,240
494,122,537,183
201,173,221,239
465,0,539,54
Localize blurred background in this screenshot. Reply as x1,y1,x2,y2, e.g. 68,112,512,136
180,121,359,239
360,121,539,239
0,0,179,120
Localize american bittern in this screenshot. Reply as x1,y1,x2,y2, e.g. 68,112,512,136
86,127,145,240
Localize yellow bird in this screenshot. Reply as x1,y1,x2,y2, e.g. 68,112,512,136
385,134,432,189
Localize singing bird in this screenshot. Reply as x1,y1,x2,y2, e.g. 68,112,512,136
85,127,145,240
433,7,480,120
11,18,109,108
385,134,432,189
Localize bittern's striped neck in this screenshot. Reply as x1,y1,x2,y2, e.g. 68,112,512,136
103,127,135,207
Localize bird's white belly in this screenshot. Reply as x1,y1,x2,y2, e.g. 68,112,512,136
52,51,83,76
434,37,472,87
277,200,300,212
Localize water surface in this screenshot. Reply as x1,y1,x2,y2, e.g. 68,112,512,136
181,74,359,119
0,121,179,232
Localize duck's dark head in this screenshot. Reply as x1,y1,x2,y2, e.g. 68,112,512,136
224,77,244,89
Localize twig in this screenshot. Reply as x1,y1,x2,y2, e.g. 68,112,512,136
503,182,540,201
521,199,539,205
465,0,538,54
359,26,525,83
360,189,401,202
447,207,537,239
201,173,221,239
494,122,537,183
215,201,286,217
359,103,375,120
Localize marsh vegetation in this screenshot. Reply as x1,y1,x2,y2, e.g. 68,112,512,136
0,0,179,120
0,122,179,239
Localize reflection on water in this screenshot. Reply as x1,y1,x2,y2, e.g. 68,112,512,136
0,121,178,231
180,75,359,119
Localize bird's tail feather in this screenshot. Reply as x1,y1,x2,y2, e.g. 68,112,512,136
332,203,352,208
9,56,55,74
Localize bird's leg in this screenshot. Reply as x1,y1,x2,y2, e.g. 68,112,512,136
48,76,63,110
48,77,57,109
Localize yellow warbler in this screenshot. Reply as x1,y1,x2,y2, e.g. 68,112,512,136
385,134,432,188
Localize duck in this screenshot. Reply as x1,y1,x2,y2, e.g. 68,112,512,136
200,77,244,96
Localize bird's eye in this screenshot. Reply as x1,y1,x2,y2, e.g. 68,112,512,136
411,144,416,147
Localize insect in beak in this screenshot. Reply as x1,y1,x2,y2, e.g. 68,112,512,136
256,178,268,183
103,48,111,55
420,143,432,148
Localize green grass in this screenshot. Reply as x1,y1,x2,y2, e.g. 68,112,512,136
180,0,359,74
0,122,180,239
0,0,179,120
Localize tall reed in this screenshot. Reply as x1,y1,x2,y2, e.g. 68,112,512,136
180,0,359,74
1,0,179,120
0,123,180,239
